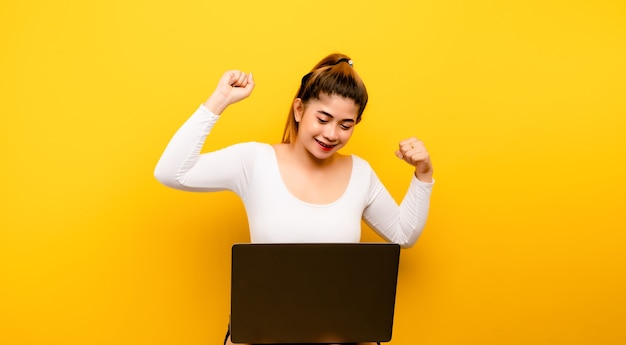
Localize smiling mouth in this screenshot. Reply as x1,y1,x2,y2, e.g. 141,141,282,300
315,139,336,150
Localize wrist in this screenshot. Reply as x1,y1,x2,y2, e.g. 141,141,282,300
203,93,230,115
415,170,433,183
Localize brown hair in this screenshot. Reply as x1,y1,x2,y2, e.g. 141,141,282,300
281,53,369,143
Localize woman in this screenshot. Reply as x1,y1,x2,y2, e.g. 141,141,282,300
154,53,434,345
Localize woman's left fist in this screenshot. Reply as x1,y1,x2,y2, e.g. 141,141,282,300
395,138,433,182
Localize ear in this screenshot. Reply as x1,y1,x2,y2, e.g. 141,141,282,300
293,98,304,123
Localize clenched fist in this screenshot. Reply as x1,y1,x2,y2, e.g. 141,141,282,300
203,70,255,115
395,138,433,182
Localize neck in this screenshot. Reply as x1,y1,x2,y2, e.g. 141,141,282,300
287,142,339,170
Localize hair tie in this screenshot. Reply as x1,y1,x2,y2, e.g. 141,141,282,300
335,58,354,67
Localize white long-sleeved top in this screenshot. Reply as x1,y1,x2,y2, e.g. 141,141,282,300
154,105,433,248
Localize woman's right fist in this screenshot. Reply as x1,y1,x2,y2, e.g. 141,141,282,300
204,70,255,115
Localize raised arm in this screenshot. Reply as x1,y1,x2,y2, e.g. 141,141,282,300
363,138,434,248
153,71,255,192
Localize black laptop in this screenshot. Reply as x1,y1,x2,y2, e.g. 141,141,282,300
230,243,401,344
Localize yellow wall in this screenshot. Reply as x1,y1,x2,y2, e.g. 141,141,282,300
2,0,625,344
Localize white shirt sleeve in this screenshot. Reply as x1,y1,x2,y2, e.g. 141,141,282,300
362,170,434,248
153,104,255,196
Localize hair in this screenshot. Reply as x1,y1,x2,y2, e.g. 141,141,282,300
281,53,369,144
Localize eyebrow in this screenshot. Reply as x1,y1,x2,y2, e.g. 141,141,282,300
317,110,356,123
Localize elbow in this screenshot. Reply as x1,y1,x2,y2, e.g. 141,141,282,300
398,239,417,249
396,219,427,249
153,167,169,187
153,165,200,192
153,164,178,189
400,242,413,249
394,228,424,249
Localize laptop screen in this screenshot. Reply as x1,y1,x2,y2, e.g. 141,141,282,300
230,243,401,344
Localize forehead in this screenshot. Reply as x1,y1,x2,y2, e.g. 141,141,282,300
308,93,358,120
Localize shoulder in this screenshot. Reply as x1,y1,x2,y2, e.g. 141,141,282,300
225,141,272,153
213,142,273,163
350,154,374,173
349,154,379,188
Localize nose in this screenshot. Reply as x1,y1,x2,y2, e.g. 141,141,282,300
323,124,338,141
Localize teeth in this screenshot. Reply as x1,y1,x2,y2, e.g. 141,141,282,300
317,140,333,148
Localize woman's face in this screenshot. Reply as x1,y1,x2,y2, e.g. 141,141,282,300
293,93,359,160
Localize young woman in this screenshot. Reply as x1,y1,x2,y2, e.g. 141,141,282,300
154,53,434,345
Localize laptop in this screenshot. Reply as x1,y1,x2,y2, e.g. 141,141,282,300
230,243,401,344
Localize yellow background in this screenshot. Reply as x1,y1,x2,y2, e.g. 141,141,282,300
2,0,625,344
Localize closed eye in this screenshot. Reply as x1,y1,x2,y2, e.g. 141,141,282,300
316,110,355,129
340,123,353,130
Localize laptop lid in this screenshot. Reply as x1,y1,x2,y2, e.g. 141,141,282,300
230,243,401,344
